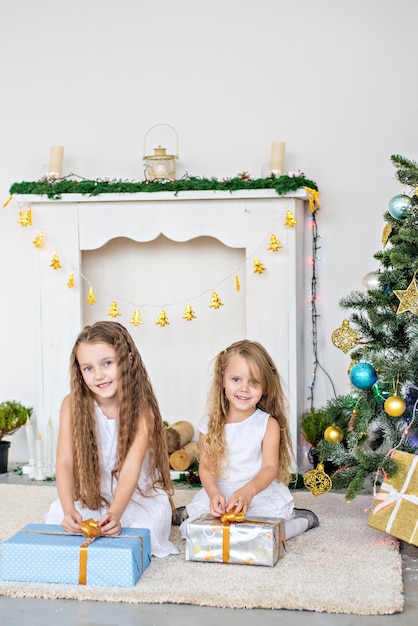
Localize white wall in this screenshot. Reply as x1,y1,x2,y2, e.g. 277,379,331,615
1,0,417,462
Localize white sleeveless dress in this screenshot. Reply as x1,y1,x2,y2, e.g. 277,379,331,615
46,404,178,557
180,408,294,538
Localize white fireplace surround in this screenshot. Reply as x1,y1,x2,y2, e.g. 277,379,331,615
14,189,309,468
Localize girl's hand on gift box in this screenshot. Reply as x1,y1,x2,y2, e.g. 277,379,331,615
226,487,253,516
209,492,227,517
98,511,122,536
62,510,83,534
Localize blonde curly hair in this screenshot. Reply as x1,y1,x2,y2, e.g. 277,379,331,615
68,321,172,510
203,339,294,485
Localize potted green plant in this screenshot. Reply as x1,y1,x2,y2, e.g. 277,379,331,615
0,400,33,473
300,407,336,472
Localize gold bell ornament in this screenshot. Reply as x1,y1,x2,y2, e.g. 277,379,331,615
143,123,179,181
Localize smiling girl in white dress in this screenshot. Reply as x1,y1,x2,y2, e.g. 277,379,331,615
46,321,178,557
177,339,319,540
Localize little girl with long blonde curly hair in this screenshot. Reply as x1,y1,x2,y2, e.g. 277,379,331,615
46,321,178,557
178,339,319,540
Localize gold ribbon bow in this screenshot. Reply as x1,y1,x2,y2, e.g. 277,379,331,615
220,510,245,524
80,518,103,538
23,520,147,585
303,187,321,213
79,518,103,584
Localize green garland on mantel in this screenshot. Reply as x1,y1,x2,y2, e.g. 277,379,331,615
9,174,318,200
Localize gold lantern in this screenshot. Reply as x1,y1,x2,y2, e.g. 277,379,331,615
143,123,178,181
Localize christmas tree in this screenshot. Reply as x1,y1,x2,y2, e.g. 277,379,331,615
314,155,418,501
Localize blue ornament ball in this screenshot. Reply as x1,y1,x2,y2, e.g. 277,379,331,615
388,194,412,220
349,362,378,389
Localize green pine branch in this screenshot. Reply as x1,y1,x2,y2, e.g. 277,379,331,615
391,154,418,187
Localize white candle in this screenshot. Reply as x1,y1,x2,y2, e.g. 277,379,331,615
46,417,53,462
48,145,64,177
25,418,35,462
35,433,43,465
270,141,286,176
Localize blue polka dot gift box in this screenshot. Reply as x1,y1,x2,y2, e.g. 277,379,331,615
185,513,286,566
1,523,151,587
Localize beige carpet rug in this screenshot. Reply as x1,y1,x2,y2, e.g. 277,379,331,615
0,483,403,615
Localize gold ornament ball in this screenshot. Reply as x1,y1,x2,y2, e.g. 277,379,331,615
324,425,344,443
384,395,406,417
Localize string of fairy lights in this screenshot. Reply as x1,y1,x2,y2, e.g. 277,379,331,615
307,206,337,409
12,186,326,406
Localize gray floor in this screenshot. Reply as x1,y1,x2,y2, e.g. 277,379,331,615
1,470,417,626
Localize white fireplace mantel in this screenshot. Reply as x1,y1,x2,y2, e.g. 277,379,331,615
13,189,309,467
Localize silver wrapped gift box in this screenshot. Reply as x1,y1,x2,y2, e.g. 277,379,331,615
185,512,286,566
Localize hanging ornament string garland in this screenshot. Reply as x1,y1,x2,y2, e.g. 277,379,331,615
12,183,326,417
18,198,295,324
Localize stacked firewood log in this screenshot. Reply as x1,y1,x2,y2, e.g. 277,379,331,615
165,420,199,471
